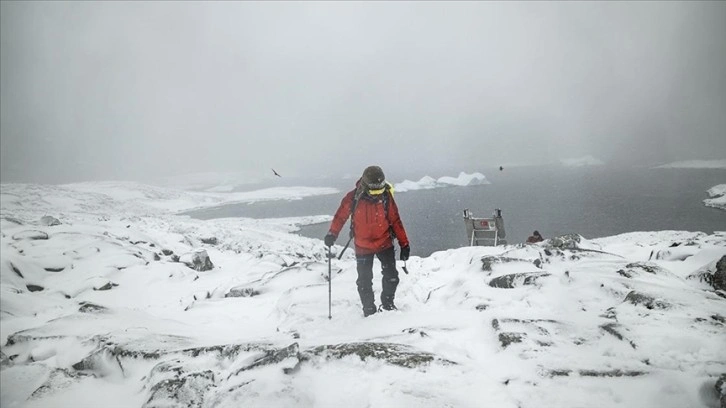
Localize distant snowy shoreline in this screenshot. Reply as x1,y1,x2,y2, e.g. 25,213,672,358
654,159,726,169
559,155,605,167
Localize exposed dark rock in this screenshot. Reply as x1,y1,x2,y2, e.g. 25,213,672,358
30,368,94,399
475,304,489,311
305,342,455,369
624,291,671,310
600,323,625,341
153,253,161,261
625,262,665,275
44,267,65,272
78,302,108,313
201,237,218,245
171,255,180,262
40,216,61,226
181,250,214,272
616,269,632,278
231,343,300,377
579,369,646,377
94,282,118,291
3,216,23,225
544,369,573,377
715,373,726,408
498,332,525,348
714,256,726,292
545,368,646,377
619,262,670,278
0,350,10,367
547,234,583,249
402,328,429,338
600,323,637,349
6,333,66,346
225,287,260,298
144,370,215,408
12,230,49,240
712,315,726,325
179,343,271,359
72,348,125,376
491,319,501,331
26,284,44,292
481,256,530,272
501,318,558,324
162,249,174,256
10,263,23,278
489,272,551,288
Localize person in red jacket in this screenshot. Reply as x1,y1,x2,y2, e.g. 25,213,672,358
325,165,410,317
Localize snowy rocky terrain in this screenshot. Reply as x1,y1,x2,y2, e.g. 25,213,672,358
1,182,725,408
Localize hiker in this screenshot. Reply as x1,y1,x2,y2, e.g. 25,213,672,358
527,230,544,243
324,165,410,317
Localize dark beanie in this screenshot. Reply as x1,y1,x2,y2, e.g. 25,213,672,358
361,165,385,187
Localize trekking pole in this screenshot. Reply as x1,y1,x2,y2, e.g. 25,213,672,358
337,236,353,260
327,245,332,319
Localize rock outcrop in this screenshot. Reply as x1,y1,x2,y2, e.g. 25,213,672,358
180,250,214,272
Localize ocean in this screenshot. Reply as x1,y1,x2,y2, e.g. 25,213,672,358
184,166,726,257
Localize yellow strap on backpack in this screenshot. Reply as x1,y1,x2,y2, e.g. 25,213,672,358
368,182,394,197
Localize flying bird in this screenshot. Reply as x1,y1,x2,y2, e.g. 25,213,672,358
272,168,282,177
499,166,503,171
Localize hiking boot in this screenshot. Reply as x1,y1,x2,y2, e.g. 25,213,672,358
378,303,397,312
363,306,377,317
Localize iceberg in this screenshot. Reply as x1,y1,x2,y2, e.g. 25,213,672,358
394,172,490,192
704,184,726,211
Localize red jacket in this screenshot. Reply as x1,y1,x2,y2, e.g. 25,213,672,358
329,185,409,255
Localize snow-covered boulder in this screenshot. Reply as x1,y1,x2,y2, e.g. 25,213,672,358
179,250,214,272
12,230,49,241
39,216,61,226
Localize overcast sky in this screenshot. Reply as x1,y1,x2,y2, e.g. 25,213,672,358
1,1,725,183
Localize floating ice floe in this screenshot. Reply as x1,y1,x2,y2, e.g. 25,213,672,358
394,172,490,192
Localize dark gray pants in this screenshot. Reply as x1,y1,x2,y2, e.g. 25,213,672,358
355,247,399,313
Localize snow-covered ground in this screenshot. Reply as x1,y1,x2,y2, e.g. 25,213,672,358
394,172,490,192
655,160,726,169
1,182,725,408
560,155,605,167
705,184,726,211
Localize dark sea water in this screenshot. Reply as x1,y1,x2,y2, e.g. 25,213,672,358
185,167,726,257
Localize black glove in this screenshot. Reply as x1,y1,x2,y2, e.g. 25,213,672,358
400,245,410,261
324,232,336,247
